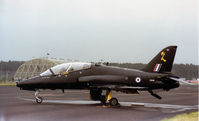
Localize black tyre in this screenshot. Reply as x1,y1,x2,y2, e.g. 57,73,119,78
36,97,43,103
109,98,118,106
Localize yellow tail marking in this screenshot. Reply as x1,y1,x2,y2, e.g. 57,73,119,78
161,51,167,62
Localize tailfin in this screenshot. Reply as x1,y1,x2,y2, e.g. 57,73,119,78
143,46,177,73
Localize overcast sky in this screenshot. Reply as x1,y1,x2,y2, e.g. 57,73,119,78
0,0,198,64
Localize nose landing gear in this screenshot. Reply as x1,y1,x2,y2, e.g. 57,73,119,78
35,90,43,103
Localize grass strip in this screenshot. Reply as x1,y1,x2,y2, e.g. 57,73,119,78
162,112,198,121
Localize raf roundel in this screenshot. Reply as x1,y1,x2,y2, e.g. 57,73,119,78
135,77,141,83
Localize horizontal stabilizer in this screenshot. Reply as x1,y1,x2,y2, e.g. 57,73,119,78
169,77,193,85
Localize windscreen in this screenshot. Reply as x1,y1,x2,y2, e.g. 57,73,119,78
40,63,70,76
40,62,91,76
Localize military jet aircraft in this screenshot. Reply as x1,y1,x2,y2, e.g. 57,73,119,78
17,46,188,106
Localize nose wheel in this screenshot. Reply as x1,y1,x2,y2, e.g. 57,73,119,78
36,97,43,103
35,90,43,103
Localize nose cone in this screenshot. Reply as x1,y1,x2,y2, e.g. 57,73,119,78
16,80,26,88
16,76,40,90
16,79,28,87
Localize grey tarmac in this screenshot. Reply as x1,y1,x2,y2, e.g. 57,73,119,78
0,85,198,121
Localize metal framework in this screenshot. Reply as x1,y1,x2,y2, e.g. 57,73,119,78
14,58,72,80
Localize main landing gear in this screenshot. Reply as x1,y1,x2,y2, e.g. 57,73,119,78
101,90,119,106
35,90,43,103
90,89,119,106
109,98,118,106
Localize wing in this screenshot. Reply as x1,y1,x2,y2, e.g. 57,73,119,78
79,75,149,94
79,75,126,83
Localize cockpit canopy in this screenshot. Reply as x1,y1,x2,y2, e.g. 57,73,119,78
40,62,91,76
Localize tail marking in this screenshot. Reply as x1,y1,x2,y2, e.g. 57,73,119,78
153,64,162,72
161,51,167,62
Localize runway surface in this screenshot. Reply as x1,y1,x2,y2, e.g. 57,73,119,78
0,85,198,121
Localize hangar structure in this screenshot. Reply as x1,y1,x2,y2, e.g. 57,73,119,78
14,58,73,81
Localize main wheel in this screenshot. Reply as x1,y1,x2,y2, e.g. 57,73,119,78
36,97,43,103
109,98,118,106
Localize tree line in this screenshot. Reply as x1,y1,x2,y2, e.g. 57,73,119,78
0,61,24,81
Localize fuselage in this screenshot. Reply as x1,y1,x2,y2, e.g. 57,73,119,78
16,64,179,91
